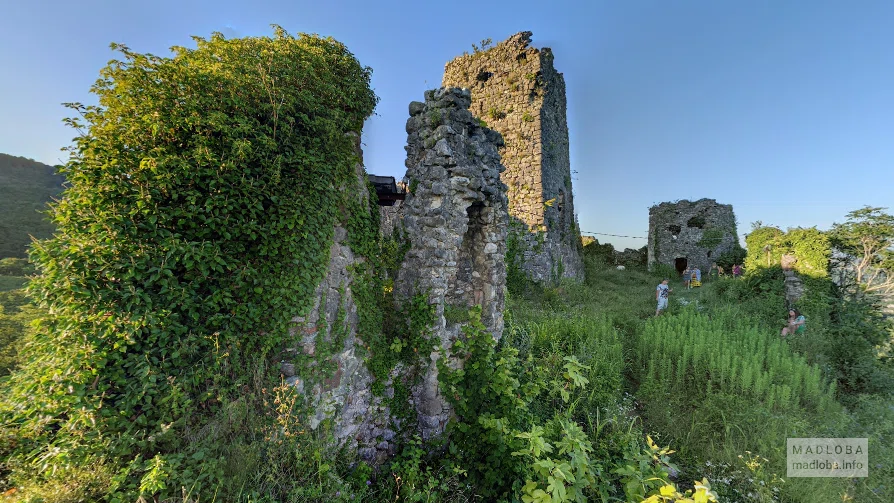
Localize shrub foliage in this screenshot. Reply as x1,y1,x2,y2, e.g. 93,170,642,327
0,28,376,500
638,309,838,416
745,225,830,278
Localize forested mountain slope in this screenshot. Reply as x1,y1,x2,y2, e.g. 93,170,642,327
0,153,64,258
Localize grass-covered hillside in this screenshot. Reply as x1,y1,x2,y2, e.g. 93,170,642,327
0,153,64,258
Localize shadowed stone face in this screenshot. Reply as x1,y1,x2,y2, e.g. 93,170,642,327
282,133,397,465
396,87,509,441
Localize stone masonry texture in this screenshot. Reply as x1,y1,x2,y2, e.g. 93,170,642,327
280,90,511,464
283,133,395,464
443,32,583,282
396,87,509,441
647,198,739,274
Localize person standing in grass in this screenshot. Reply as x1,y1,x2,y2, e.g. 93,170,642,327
682,266,692,289
656,279,672,316
708,262,720,281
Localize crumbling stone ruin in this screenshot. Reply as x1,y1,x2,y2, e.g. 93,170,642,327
396,87,508,440
648,198,739,274
282,32,594,466
443,32,583,282
283,89,509,462
283,133,395,463
781,253,806,306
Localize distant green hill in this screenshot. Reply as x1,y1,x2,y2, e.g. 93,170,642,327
0,153,65,258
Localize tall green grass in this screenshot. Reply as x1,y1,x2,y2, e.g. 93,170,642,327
633,312,853,501
634,275,894,502
638,308,838,415
504,312,625,418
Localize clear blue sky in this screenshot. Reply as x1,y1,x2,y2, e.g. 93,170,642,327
2,0,893,250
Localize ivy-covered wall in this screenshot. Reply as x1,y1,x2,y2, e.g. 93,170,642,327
280,133,396,463
745,226,830,278
0,29,379,498
745,226,831,307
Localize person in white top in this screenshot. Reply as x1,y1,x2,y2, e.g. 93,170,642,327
656,279,672,316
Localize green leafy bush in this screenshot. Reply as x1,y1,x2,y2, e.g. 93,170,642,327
581,238,615,265
825,295,893,395
437,308,535,498
745,225,829,278
745,226,786,272
0,27,377,501
787,228,831,278
513,419,601,502
715,244,745,270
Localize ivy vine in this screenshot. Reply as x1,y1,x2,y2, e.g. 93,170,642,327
0,27,377,500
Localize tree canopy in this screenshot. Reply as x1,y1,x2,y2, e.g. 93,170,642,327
830,206,894,297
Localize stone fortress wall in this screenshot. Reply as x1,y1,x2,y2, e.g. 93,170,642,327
283,88,509,462
647,198,739,274
396,87,508,441
282,134,394,464
442,32,583,282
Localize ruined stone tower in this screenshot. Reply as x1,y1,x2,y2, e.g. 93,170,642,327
397,87,509,440
443,32,583,282
647,198,739,274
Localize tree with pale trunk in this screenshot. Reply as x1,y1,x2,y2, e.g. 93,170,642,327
830,206,894,299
